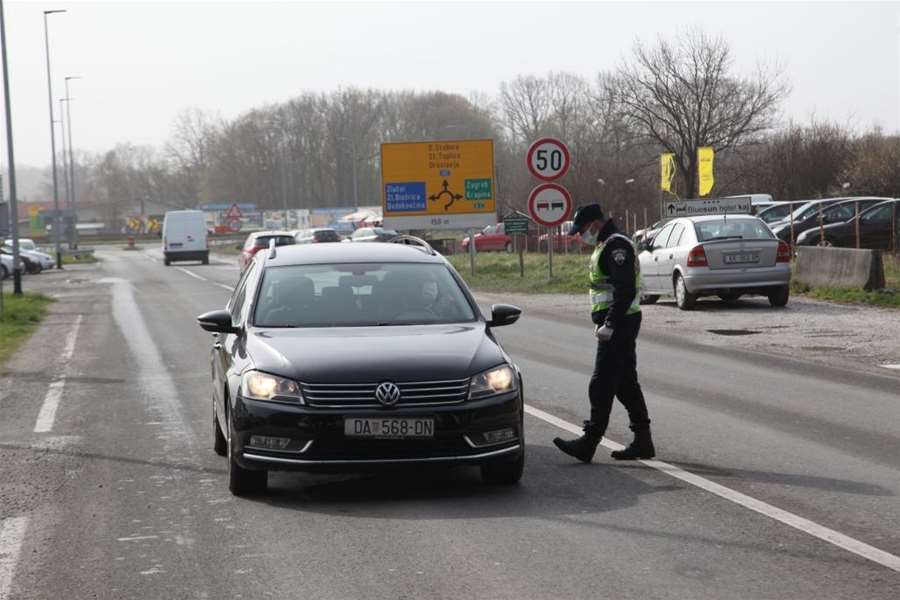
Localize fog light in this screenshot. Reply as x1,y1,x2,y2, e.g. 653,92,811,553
249,435,292,450
483,428,516,443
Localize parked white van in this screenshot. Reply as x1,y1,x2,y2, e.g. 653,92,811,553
162,210,209,266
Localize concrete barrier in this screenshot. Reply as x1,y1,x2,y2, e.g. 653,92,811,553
794,247,885,291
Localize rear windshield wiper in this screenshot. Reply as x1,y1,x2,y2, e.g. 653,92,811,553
704,236,743,241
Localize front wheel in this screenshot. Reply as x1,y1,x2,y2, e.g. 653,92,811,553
640,294,660,305
505,242,513,254
674,274,697,310
227,418,267,496
768,285,790,308
202,252,210,265
480,452,524,485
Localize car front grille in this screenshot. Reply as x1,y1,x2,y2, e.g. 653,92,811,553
301,378,470,408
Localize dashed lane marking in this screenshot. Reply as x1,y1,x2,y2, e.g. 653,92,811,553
176,267,207,282
0,517,28,600
214,282,233,291
524,403,900,573
33,315,82,434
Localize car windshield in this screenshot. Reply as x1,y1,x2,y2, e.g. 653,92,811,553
694,219,774,242
254,262,476,327
254,235,295,247
758,204,794,223
313,230,340,241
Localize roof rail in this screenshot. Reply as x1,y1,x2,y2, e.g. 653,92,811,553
267,237,277,259
388,235,436,255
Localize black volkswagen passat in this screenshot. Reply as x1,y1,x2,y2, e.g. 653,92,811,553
197,238,523,495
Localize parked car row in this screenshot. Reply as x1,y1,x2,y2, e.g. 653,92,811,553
238,227,402,271
1,238,56,277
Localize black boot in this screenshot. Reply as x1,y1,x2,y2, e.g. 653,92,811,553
553,421,602,463
611,425,655,460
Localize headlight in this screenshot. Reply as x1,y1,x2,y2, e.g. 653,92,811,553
469,365,517,400
241,370,304,404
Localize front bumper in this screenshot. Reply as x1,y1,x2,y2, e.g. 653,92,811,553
232,391,523,473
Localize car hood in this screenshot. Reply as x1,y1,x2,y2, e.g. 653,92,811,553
245,323,506,383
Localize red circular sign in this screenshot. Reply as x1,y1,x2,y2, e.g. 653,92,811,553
526,137,571,181
528,183,573,227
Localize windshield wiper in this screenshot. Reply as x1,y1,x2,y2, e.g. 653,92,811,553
705,236,743,241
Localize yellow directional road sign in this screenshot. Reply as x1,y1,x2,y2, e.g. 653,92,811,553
381,139,496,230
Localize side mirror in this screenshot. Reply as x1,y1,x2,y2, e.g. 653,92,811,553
488,304,521,328
197,309,240,334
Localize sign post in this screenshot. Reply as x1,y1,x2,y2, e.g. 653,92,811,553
504,215,530,278
528,183,573,280
527,138,572,280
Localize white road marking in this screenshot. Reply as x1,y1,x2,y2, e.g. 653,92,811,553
33,381,65,434
176,267,206,282
33,316,82,434
524,403,900,573
116,535,159,542
0,517,28,600
879,363,900,370
215,283,233,292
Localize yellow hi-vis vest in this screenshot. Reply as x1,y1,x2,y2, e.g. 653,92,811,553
589,233,642,315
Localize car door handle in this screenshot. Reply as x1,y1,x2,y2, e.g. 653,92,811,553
654,257,659,262
669,254,674,259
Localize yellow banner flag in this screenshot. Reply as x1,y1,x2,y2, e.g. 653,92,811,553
698,147,714,196
660,153,675,192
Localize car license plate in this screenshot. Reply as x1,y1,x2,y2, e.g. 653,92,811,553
724,252,759,265
344,418,435,439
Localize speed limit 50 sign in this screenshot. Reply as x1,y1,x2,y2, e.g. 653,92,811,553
526,137,571,181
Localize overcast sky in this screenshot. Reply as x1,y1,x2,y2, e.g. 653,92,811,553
2,0,899,167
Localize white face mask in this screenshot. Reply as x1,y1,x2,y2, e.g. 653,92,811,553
580,227,599,246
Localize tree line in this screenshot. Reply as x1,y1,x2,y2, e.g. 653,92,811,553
42,31,900,228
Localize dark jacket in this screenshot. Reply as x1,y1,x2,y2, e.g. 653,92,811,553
591,221,639,328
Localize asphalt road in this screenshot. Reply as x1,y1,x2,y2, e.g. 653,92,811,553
1,246,898,599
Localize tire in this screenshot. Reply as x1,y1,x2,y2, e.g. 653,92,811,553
213,402,227,457
227,416,267,496
768,285,790,308
34,263,43,274
202,252,210,265
163,258,171,266
816,239,833,248
505,242,513,254
674,274,697,310
480,451,524,485
640,294,660,305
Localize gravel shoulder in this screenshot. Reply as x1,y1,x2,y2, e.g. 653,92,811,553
474,290,900,378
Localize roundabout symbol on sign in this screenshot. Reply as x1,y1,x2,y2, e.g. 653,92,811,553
528,183,573,228
526,137,571,182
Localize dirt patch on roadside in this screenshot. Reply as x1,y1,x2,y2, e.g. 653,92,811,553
475,290,900,377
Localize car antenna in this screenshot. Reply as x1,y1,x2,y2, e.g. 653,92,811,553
268,237,277,259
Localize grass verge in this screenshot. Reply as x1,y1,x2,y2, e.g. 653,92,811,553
447,252,589,294
792,253,900,308
0,292,54,365
62,253,99,265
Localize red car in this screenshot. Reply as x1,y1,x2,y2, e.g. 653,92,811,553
538,221,588,252
460,224,514,253
238,231,296,271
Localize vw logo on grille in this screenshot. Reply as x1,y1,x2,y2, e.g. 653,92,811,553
375,382,401,407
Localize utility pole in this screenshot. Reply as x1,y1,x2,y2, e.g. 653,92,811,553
43,9,66,269
65,76,80,247
1,0,23,293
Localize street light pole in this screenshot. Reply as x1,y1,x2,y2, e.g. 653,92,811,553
43,9,66,269
0,0,22,293
58,99,70,209
64,76,80,247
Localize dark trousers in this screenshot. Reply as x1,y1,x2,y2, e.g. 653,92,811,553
588,312,650,435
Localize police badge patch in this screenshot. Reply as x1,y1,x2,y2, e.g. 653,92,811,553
612,249,627,265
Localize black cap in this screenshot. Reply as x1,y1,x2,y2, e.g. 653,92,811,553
568,204,605,235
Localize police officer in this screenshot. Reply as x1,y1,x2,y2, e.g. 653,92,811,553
553,203,655,463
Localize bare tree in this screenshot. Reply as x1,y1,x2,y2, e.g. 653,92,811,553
612,31,788,197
